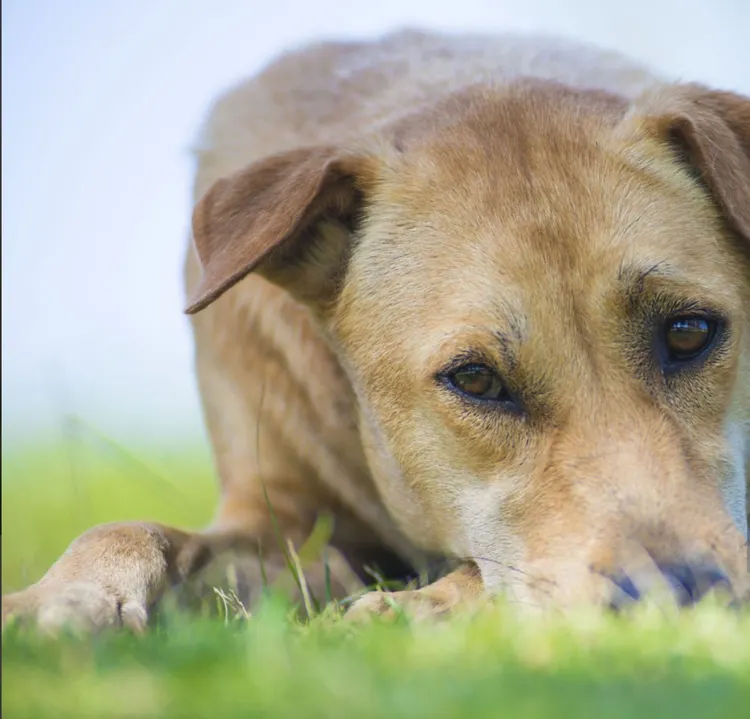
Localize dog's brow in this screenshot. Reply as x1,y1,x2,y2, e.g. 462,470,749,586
618,261,723,303
617,261,682,304
617,261,671,288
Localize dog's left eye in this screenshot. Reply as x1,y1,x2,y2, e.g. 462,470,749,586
664,314,718,363
445,364,510,402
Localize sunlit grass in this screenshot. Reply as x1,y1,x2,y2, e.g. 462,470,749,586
3,436,750,718
4,597,750,718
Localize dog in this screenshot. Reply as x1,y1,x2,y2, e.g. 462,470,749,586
3,29,749,631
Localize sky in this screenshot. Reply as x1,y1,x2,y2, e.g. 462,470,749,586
3,0,750,449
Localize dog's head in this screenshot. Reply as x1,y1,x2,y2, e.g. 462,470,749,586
187,80,750,609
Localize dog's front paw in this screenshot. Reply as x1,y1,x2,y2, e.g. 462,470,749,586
345,587,457,623
344,564,484,623
1,522,179,635
3,581,148,635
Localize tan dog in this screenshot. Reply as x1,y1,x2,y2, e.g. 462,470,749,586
4,30,750,631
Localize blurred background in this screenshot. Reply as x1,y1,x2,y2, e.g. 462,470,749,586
2,0,749,586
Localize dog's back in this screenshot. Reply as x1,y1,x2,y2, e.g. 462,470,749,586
191,30,662,200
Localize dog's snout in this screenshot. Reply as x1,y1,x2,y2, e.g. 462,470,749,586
608,563,732,610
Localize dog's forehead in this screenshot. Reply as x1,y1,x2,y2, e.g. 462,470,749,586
369,91,733,294
344,88,743,349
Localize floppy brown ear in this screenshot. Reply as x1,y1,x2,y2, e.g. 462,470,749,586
185,146,375,314
633,84,750,243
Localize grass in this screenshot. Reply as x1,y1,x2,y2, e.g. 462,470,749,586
3,435,750,718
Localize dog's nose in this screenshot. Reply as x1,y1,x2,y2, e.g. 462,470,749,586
660,564,732,606
609,563,731,609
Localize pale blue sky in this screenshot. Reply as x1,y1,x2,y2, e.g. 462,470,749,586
3,0,749,447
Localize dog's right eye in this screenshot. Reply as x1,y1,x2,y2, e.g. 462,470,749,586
445,364,511,402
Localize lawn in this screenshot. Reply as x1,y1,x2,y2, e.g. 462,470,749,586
3,436,750,718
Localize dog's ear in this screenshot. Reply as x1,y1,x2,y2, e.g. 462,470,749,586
185,146,376,314
631,85,750,244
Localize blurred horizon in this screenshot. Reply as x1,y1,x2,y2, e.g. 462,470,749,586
3,0,749,451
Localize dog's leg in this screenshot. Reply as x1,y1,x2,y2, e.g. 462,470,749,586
1,522,217,632
0,524,298,632
1,516,362,632
344,563,485,622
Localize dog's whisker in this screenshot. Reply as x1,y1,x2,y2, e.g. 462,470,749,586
459,556,558,597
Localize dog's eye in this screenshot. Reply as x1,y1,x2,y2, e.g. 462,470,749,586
664,315,716,362
446,364,509,401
